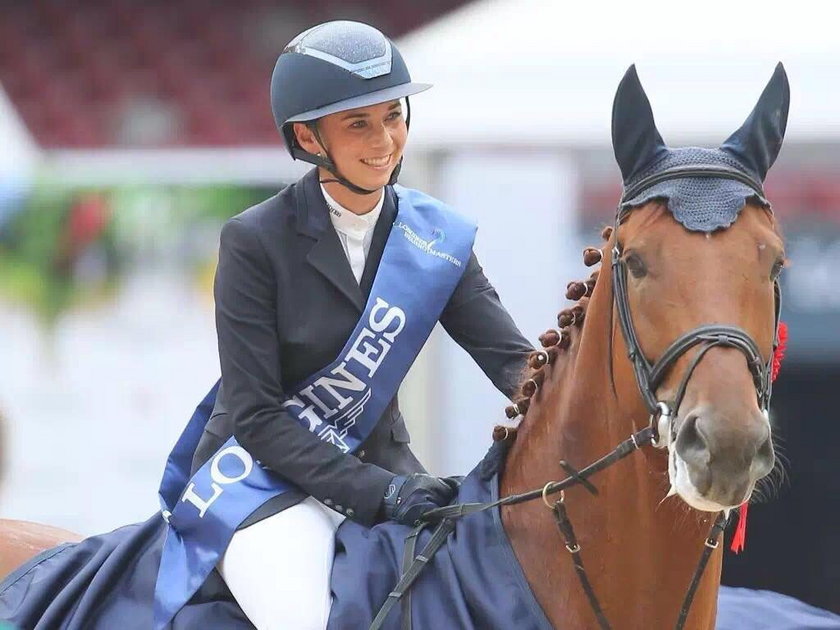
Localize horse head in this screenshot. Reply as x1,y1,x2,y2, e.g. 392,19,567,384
501,64,789,629
610,64,788,511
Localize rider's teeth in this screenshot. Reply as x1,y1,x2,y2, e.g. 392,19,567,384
363,156,389,166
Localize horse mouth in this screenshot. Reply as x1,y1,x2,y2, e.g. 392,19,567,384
670,449,753,512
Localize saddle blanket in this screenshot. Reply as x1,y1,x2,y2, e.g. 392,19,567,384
1,442,838,629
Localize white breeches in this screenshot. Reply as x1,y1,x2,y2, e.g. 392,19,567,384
218,497,346,630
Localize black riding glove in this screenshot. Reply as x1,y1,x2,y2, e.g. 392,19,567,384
381,473,458,525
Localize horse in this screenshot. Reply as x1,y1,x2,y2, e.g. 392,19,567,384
495,65,788,629
0,64,790,629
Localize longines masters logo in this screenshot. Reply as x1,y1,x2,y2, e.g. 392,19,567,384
393,221,463,267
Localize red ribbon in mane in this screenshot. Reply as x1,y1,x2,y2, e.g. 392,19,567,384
730,321,788,554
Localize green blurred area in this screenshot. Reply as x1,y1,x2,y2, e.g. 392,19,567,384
0,180,271,327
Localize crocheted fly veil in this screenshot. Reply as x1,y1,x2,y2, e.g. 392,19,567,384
612,63,790,231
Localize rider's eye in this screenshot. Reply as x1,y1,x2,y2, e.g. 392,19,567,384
625,252,647,279
770,257,786,281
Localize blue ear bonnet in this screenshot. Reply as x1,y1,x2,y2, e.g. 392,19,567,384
611,63,789,233
620,147,768,232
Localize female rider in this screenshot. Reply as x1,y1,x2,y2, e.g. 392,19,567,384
189,20,533,630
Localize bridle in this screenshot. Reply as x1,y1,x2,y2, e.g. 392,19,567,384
613,165,782,447
370,165,783,630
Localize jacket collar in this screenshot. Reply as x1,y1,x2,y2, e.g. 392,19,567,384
296,168,331,239
296,169,397,313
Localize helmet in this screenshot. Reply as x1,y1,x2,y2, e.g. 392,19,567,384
270,21,431,194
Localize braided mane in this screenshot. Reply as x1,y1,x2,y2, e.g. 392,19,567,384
493,225,614,442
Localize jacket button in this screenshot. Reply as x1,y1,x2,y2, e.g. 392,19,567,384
358,449,366,459
346,508,355,517
335,505,344,512
324,498,333,506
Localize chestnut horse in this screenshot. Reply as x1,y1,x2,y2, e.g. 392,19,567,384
0,65,788,630
499,66,787,628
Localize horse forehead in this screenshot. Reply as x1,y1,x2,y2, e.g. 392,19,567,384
627,202,773,253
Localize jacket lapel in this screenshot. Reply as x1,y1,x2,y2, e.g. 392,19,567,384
359,186,397,299
298,170,365,312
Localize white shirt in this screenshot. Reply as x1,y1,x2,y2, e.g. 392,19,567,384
321,185,384,284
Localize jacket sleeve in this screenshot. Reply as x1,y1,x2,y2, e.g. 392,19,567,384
214,217,393,526
439,251,533,399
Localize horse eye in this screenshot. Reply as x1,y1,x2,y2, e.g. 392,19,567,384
625,252,647,278
770,258,785,281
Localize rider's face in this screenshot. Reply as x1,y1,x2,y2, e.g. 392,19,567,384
294,100,408,193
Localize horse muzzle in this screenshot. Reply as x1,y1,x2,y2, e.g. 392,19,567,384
672,407,775,510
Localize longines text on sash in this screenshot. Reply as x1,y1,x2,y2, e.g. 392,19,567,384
179,297,405,519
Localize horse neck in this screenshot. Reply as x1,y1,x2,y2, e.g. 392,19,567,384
499,260,722,630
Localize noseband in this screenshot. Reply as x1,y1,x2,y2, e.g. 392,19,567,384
612,165,782,445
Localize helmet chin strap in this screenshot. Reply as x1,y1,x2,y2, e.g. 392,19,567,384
290,97,412,196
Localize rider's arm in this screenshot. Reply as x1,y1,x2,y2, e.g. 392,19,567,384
214,216,393,526
439,251,532,400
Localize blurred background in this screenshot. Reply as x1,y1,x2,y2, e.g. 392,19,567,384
0,0,837,614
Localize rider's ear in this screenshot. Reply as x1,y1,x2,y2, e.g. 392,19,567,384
611,65,668,184
720,62,790,181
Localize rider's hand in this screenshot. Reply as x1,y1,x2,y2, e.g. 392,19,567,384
381,473,457,525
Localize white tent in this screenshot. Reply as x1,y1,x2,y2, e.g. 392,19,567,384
395,0,840,474
398,0,840,149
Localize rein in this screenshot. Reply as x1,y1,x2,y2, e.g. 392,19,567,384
370,422,725,630
370,165,780,630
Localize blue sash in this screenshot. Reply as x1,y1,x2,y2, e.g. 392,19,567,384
153,187,476,628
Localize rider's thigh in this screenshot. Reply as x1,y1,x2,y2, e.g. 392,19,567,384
218,496,346,630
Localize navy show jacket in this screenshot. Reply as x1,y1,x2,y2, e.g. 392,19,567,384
191,168,532,528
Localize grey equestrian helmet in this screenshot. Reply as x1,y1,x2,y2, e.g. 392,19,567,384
271,21,431,158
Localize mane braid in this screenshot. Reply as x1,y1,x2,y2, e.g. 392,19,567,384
498,226,613,439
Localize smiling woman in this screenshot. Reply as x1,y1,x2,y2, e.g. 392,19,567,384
155,19,531,630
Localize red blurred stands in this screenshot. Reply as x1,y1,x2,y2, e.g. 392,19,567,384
0,0,467,147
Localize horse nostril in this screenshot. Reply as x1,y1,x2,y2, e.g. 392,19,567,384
675,414,709,461
675,414,712,493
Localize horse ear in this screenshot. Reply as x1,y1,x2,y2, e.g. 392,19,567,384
720,62,790,181
611,65,667,183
